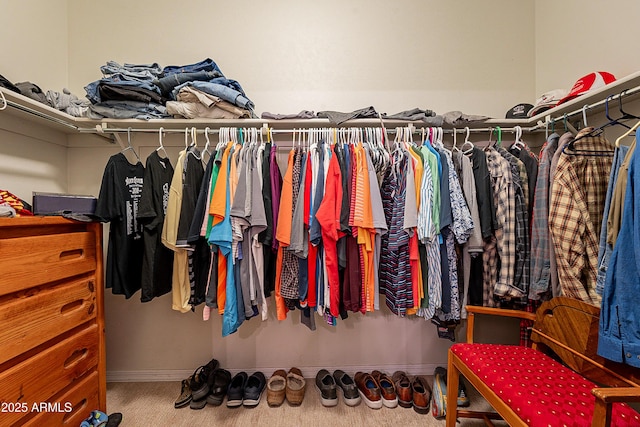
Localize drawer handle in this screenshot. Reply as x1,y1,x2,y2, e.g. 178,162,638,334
59,249,84,260
64,348,88,368
62,398,87,424
60,299,84,314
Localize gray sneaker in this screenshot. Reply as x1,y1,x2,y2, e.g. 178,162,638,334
315,369,338,407
333,370,361,406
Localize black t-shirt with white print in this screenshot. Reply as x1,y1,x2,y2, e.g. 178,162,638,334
95,153,145,299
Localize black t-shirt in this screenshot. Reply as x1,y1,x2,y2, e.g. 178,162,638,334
138,151,175,302
176,146,205,247
95,153,145,299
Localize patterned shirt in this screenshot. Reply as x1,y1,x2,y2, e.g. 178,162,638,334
549,135,613,305
498,147,529,298
529,134,559,300
485,147,523,299
441,149,474,244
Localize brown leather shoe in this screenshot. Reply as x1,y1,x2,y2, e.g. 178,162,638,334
411,375,432,414
354,372,382,409
392,371,412,408
371,370,398,408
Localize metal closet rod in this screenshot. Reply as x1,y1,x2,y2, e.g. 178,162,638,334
80,124,537,135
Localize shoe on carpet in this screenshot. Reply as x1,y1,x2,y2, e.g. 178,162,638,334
431,366,447,418
315,369,338,407
411,375,432,415
286,367,306,406
227,371,248,407
333,370,361,407
106,412,123,427
80,410,109,427
266,369,287,407
190,358,219,401
372,370,398,408
354,372,382,409
243,371,266,407
206,369,232,406
174,377,192,408
392,371,412,408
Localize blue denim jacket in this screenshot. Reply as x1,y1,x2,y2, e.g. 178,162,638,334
595,145,629,295
598,135,640,368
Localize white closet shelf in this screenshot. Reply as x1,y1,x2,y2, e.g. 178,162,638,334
2,70,640,136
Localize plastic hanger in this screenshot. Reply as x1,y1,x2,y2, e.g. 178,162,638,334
565,95,631,154
582,104,590,129
156,127,169,159
202,127,212,161
615,119,640,147
0,89,6,111
493,126,502,147
461,127,474,154
190,127,198,147
452,128,460,152
120,127,141,163
511,126,526,151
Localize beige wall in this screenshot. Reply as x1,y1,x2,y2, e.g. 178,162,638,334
67,0,536,118
0,0,637,379
0,0,68,91
0,0,69,202
535,0,640,97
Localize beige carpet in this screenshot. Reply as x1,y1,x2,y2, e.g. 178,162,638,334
106,379,506,426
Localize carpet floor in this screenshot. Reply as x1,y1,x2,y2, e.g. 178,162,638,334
106,379,505,426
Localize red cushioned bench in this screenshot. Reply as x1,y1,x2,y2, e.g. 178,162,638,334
446,297,640,427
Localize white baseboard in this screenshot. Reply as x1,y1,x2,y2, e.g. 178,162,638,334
107,363,445,383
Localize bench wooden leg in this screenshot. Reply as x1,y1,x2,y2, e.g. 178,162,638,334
447,350,461,427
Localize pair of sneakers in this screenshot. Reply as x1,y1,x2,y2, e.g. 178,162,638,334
227,371,267,408
315,369,361,407
266,367,306,407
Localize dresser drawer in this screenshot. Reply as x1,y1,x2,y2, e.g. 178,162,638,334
0,324,99,427
19,370,100,427
0,231,97,296
0,276,97,365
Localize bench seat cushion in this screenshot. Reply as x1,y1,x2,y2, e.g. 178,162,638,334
450,343,640,427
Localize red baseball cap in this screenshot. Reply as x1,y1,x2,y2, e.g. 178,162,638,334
556,71,616,106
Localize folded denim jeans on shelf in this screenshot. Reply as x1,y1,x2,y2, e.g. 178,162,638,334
100,60,163,79
87,100,168,120
173,81,254,111
155,70,222,96
85,74,161,104
162,58,223,77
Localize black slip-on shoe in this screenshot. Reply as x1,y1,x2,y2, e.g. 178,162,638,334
227,371,248,407
243,371,266,407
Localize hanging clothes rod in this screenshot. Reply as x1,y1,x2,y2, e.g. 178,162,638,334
78,124,537,135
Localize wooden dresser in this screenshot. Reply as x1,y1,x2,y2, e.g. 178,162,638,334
0,217,106,426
